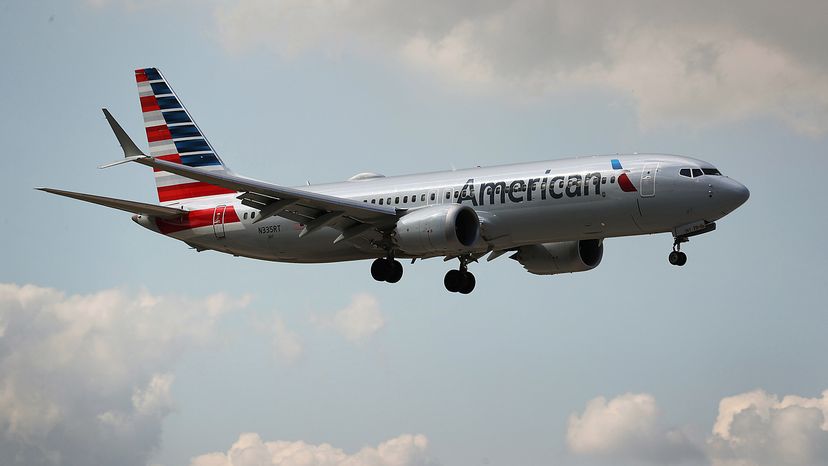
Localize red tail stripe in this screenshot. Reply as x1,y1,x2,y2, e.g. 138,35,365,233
140,95,160,112
152,154,183,172
155,206,241,235
157,182,236,203
135,70,148,83
146,124,173,143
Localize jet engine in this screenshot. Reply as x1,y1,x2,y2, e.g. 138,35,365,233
395,204,480,256
510,239,603,275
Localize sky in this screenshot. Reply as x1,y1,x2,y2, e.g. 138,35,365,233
1,1,827,465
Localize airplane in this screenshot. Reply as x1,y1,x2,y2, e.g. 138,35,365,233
40,67,750,294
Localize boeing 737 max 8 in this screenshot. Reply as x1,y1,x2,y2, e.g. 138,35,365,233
41,68,750,294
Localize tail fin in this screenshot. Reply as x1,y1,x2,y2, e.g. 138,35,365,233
135,67,236,205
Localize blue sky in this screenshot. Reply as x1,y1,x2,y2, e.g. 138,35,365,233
2,2,827,466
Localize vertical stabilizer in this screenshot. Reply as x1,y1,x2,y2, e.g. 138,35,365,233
135,67,236,204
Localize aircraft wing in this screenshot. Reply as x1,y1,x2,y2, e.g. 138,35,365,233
102,107,399,242
37,188,185,218
137,157,399,240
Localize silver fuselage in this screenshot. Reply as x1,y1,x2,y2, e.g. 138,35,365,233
134,154,750,262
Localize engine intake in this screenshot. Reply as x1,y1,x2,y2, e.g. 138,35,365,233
396,204,480,256
510,239,603,275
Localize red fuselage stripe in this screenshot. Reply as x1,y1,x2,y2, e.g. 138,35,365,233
154,206,241,234
157,182,236,203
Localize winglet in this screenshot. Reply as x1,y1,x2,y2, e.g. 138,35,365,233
102,108,146,158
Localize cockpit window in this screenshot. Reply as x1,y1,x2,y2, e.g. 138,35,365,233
702,168,722,176
680,169,691,177
692,169,703,177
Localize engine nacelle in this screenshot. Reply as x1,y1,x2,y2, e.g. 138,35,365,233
395,204,480,256
510,239,603,275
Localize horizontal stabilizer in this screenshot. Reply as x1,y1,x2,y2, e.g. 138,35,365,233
37,188,184,218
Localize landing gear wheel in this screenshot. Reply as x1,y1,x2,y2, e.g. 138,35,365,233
371,258,391,281
668,251,681,265
386,260,403,283
444,270,463,293
458,272,476,294
669,236,689,267
668,251,688,266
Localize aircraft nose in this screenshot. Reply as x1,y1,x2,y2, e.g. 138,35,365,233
721,178,750,212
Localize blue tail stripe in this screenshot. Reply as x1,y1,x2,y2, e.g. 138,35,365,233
180,153,221,167
162,110,191,124
168,125,201,139
150,82,173,96
175,139,212,153
144,68,162,81
156,96,182,110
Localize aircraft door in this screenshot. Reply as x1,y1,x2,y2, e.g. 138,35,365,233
640,163,658,197
213,205,227,239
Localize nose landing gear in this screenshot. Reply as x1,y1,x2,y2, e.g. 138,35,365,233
371,257,403,283
668,237,688,266
444,257,476,294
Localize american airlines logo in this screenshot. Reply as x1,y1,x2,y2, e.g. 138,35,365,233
457,167,636,207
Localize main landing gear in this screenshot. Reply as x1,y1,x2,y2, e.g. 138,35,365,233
444,259,476,294
668,237,688,266
371,257,403,283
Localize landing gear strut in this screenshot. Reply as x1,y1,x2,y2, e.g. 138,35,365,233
444,258,476,294
371,257,403,283
668,237,688,266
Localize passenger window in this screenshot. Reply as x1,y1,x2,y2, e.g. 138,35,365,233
680,169,691,177
610,176,616,184
387,198,392,205
244,212,248,220
403,195,408,203
371,199,376,204
363,199,367,203
395,197,400,204
251,212,256,219
454,191,459,198
379,198,384,205
601,177,607,184
445,192,450,200
692,169,703,177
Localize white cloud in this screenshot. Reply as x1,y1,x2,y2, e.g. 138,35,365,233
189,432,436,466
566,393,702,464
708,389,828,466
568,390,828,466
0,283,246,466
214,0,828,135
313,293,385,343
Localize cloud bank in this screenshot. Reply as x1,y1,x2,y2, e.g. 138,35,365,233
190,432,436,466
214,0,828,135
566,393,702,464
708,389,828,466
568,390,828,466
0,283,246,466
